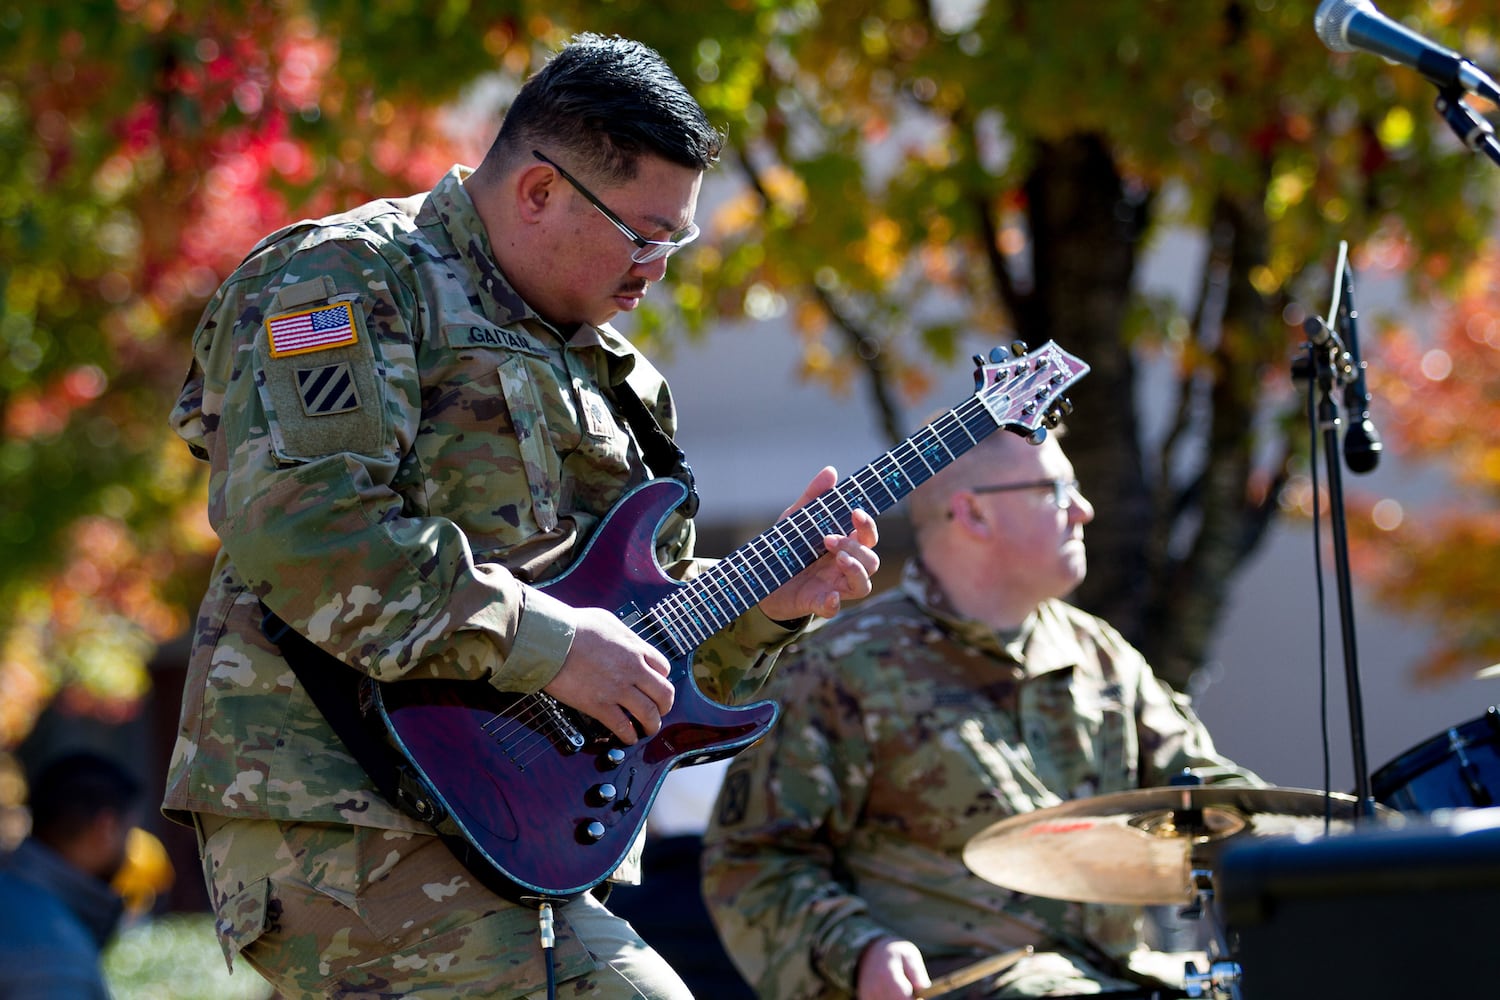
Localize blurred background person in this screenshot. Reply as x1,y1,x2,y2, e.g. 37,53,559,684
0,750,143,1000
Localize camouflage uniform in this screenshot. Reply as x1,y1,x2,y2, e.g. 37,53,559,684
701,559,1260,999
167,166,801,998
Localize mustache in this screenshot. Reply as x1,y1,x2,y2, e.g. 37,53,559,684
615,279,649,296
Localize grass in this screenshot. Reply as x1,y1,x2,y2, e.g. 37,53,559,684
103,912,276,1000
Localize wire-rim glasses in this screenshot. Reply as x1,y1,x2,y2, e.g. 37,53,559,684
969,478,1082,510
532,149,700,264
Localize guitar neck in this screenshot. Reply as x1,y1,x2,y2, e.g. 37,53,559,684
643,341,1084,656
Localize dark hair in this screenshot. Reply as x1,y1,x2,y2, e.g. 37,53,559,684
488,33,723,181
27,751,142,847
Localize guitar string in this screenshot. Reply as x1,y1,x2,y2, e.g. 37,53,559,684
636,356,1055,652
470,349,1067,767
629,352,1059,655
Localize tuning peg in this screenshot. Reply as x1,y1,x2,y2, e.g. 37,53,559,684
1026,427,1048,445
1009,340,1029,357
972,354,988,389
988,346,1007,363
1056,398,1074,415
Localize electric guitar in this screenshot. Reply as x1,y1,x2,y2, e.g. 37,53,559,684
366,340,1090,902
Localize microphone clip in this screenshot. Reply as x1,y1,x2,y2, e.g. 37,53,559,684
1293,316,1356,390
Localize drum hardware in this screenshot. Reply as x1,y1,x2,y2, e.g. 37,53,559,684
1371,708,1500,812
914,946,1033,999
962,786,1386,1000
1178,869,1241,1000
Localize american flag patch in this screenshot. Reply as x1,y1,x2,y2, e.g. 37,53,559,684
266,302,358,358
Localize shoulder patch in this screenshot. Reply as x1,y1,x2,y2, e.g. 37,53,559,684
295,362,361,416
267,302,359,357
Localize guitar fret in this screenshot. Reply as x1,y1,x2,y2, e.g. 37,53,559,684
871,452,910,503
736,540,784,598
639,610,684,658
893,440,931,492
853,465,895,508
909,432,939,476
702,574,747,626
808,494,846,539
720,555,760,603
763,525,809,578
846,474,878,510
662,598,709,648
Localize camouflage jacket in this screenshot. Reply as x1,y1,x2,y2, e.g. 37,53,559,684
701,559,1259,998
165,167,800,857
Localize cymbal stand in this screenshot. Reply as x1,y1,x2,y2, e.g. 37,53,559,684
1179,869,1242,1000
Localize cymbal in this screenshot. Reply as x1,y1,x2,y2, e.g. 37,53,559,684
962,785,1376,905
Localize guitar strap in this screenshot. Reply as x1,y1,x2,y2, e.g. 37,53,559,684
258,605,448,828
262,606,565,907
608,381,699,518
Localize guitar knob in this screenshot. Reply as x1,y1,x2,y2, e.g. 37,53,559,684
604,748,626,766
578,820,607,843
588,783,618,806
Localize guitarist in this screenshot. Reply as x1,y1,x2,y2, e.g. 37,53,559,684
164,33,878,1000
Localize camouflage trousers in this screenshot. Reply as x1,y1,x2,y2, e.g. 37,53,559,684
195,815,693,999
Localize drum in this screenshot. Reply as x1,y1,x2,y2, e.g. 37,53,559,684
1371,708,1500,812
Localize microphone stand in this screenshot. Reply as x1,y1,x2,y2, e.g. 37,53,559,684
1291,247,1379,821
1434,84,1500,167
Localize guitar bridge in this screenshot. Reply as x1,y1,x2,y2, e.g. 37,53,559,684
534,693,586,755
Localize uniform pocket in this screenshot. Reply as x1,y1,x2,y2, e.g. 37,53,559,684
211,876,272,973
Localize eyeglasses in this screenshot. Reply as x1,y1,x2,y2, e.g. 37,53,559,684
969,478,1082,510
532,149,700,264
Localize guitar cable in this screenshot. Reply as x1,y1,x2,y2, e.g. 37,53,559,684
538,902,558,1000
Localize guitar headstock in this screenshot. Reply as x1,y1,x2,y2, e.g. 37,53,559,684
972,340,1090,443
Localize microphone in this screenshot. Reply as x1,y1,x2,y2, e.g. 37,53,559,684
1335,262,1382,474
1314,0,1500,105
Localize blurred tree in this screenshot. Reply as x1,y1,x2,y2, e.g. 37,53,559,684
1347,245,1500,683
3,0,1498,749
0,0,481,743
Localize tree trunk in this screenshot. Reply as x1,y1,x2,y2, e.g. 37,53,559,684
1013,136,1282,692
1019,135,1155,647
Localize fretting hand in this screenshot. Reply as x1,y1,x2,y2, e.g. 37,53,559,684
759,466,880,624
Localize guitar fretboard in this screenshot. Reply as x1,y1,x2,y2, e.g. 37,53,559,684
635,341,1085,658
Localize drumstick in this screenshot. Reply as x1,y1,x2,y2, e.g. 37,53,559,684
914,946,1033,999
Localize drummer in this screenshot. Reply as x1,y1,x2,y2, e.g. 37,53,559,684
700,426,1263,998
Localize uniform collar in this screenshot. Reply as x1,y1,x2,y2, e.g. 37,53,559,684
426,166,638,378
900,558,1086,676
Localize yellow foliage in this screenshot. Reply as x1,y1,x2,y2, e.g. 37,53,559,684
112,827,175,916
